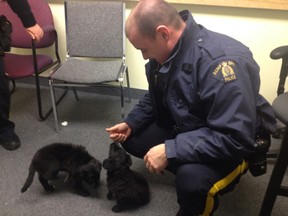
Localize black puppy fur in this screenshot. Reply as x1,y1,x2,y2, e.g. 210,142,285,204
21,143,102,196
103,143,150,212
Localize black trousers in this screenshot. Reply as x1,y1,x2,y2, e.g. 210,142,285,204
121,122,248,215
0,57,15,136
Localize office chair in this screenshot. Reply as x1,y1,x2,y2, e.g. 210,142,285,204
267,46,288,158
49,1,131,133
0,0,62,120
259,45,288,216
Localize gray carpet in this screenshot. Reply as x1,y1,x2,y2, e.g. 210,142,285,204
1,82,287,216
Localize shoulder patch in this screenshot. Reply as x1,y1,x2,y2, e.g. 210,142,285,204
211,60,237,83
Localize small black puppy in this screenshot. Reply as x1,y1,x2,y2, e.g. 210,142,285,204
21,143,102,196
103,143,150,212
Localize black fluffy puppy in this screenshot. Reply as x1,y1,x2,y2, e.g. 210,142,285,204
103,143,150,212
21,143,102,196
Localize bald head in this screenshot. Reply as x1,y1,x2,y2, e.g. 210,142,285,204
126,0,184,39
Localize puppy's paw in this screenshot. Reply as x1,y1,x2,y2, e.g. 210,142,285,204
112,204,122,213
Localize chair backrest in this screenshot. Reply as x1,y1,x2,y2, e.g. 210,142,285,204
270,45,288,96
64,1,125,58
0,0,55,48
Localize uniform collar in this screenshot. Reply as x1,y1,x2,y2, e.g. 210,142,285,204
158,10,199,74
158,37,182,74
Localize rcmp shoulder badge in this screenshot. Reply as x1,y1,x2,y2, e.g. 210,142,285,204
211,60,237,83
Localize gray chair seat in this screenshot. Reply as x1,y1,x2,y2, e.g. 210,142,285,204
51,58,124,84
272,92,288,125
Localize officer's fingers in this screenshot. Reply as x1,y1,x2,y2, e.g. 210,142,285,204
110,133,127,143
117,134,127,143
109,133,118,138
109,133,121,142
105,128,112,133
106,126,117,133
147,164,157,174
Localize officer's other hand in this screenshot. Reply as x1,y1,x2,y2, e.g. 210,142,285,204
144,144,168,174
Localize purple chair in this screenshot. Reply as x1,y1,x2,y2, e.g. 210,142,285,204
0,0,62,120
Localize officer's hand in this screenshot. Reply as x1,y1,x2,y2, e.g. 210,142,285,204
106,122,132,143
144,144,168,174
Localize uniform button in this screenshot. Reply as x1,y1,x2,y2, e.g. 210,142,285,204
197,38,203,42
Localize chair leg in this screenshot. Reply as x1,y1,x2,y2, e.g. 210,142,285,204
120,82,124,119
9,79,47,119
72,87,79,101
35,74,63,121
125,67,131,103
32,40,48,121
259,127,288,216
48,81,69,132
119,66,132,119
49,80,60,133
34,72,49,120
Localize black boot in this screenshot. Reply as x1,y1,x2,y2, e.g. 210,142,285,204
0,132,21,150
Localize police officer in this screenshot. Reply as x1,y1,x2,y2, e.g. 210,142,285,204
106,0,276,215
0,0,43,150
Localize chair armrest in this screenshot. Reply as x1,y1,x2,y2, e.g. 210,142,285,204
31,24,58,49
270,45,288,60
42,25,55,33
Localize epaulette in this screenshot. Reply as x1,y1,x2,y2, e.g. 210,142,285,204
197,38,226,60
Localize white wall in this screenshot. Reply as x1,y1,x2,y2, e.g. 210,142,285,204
48,1,288,103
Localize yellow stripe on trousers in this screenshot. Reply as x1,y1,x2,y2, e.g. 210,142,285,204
202,160,248,216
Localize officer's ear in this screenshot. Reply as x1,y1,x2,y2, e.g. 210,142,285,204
156,25,170,41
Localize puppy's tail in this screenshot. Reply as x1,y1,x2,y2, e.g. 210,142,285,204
21,164,36,193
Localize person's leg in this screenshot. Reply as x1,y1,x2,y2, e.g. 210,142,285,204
0,57,20,150
121,121,175,158
175,160,248,216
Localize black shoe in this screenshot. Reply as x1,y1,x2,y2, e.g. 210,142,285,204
0,132,21,150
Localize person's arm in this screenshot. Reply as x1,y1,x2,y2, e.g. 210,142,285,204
124,92,155,132
6,0,36,28
6,0,43,41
